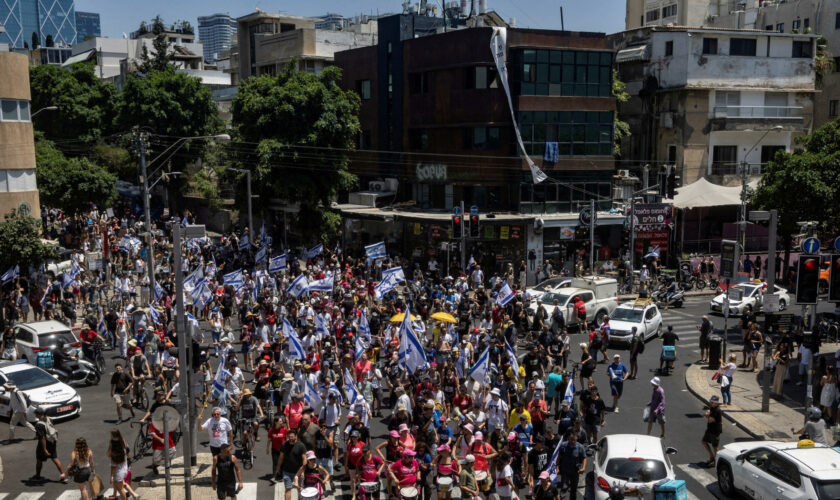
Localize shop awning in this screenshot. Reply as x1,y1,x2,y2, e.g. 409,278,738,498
616,44,649,63
672,177,757,209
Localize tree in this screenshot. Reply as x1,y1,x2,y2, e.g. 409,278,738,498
138,15,173,73
0,210,57,273
612,70,631,157
29,64,117,144
31,32,39,50
35,136,118,214
751,120,840,278
45,34,53,47
231,62,360,242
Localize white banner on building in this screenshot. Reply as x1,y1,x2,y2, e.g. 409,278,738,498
490,27,548,185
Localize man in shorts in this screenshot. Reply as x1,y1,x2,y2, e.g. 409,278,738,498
701,396,723,467
646,377,667,438
150,420,177,475
275,426,307,499
110,364,134,421
607,355,628,412
211,443,243,500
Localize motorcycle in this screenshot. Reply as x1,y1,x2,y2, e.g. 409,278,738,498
657,287,684,309
47,345,102,386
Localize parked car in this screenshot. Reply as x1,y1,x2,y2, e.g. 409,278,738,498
526,277,572,302
608,299,662,346
527,277,619,329
14,321,79,366
709,283,790,316
0,360,82,421
716,440,840,500
591,434,678,500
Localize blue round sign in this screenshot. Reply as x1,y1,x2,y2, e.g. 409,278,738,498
834,237,840,253
802,237,820,255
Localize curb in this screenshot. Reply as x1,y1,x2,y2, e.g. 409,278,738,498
684,364,763,440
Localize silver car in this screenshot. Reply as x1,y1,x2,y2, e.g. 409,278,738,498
14,320,79,365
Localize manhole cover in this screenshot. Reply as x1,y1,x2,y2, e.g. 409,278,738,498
765,431,790,440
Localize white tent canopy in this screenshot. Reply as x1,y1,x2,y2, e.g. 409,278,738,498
672,177,757,209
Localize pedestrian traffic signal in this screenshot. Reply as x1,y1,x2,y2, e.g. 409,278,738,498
622,230,630,246
451,214,463,239
720,240,739,280
829,254,840,303
469,214,480,238
796,255,820,304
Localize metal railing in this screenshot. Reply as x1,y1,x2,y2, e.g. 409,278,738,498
713,106,803,119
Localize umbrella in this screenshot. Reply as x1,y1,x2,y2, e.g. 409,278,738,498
390,312,418,322
430,312,457,323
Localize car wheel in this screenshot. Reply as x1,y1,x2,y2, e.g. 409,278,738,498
655,324,662,339
595,310,607,326
779,299,786,311
717,461,735,497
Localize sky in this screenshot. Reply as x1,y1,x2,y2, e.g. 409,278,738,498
74,0,627,38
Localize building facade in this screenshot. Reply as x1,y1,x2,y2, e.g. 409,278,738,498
0,51,40,219
198,13,236,63
234,12,319,83
74,10,99,40
67,36,206,81
0,0,77,49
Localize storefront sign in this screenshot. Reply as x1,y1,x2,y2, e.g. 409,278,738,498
633,204,673,231
635,231,669,240
416,163,447,182
414,223,422,235
483,225,496,239
559,227,575,240
636,240,669,252
431,224,443,239
500,226,510,240
510,226,521,239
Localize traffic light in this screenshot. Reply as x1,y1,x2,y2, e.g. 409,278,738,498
622,229,630,247
796,255,820,305
720,240,739,280
667,170,677,199
451,214,463,239
469,214,480,238
829,254,840,302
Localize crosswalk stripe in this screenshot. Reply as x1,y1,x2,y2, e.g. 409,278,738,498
13,493,45,500
274,480,283,500
677,463,723,499
0,494,8,500
239,482,258,499
54,491,81,500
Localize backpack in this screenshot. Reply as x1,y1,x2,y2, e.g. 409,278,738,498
637,337,646,354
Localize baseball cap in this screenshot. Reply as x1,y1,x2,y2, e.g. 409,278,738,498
389,430,400,438
306,451,316,460
539,471,550,480
507,432,517,441
461,455,476,465
474,431,484,440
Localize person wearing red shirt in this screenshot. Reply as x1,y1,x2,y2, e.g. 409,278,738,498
355,353,372,381
453,388,474,415
79,327,103,362
284,393,306,430
266,416,289,476
150,422,176,475
492,306,504,328
388,449,420,495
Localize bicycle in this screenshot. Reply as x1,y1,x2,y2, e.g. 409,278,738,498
91,338,106,373
130,420,153,464
133,378,150,411
238,418,255,470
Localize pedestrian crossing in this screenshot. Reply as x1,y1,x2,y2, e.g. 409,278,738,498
0,490,115,500
676,463,726,499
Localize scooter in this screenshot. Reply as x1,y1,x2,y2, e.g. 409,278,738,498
660,345,676,375
658,288,685,309
47,345,102,386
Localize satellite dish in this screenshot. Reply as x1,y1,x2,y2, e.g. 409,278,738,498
151,403,181,431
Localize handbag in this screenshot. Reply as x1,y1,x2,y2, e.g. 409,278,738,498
642,406,651,422
712,371,721,383
90,473,105,497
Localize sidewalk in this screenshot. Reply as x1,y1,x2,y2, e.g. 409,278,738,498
685,343,840,443
133,452,218,500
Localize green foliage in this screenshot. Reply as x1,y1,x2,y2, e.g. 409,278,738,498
93,144,136,182
815,35,833,87
35,137,117,214
138,15,173,73
29,64,117,144
612,70,631,156
45,34,53,47
31,32,39,50
231,63,360,242
0,210,57,272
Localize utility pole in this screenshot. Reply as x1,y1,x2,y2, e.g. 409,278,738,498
460,200,466,270
137,131,157,302
739,160,749,250
629,196,636,285
230,169,253,234
760,209,778,412
589,198,595,273
173,223,193,500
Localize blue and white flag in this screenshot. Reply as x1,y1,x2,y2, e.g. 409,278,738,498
40,287,49,307
184,265,205,291
497,281,515,306
98,311,107,336
239,232,250,250
304,379,323,411
282,319,306,360
374,266,405,299
286,274,309,298
545,436,563,484
358,310,371,343
255,245,268,264
61,271,75,288
505,339,519,378
260,223,268,246
306,243,324,260
468,255,476,272
118,235,141,253
148,305,161,325
212,353,230,395
181,217,188,228
365,241,387,260
269,254,287,274
398,305,427,374
469,347,491,383
355,332,368,361
307,276,333,293
154,281,166,302
644,245,660,259
562,373,575,405
314,314,329,340
1,265,18,284
186,313,200,330
223,269,244,286
343,367,360,402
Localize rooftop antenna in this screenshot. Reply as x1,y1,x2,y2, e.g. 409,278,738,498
560,3,565,30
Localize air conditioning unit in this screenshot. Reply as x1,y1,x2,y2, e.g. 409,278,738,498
617,169,630,178
369,181,386,192
612,186,625,200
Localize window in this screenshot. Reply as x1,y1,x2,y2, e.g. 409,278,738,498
645,9,660,23
409,129,429,150
764,92,788,116
712,145,738,175
665,41,673,57
661,4,677,18
792,40,813,58
804,18,810,30
667,145,677,164
518,111,614,157
765,25,773,31
715,90,741,108
466,66,499,89
299,60,316,73
776,23,784,32
0,99,31,122
836,12,840,29
518,49,612,97
409,72,429,94
464,127,500,150
358,80,371,100
761,145,785,165
831,100,839,117
792,19,801,31
702,38,718,55
730,38,757,56
765,454,801,487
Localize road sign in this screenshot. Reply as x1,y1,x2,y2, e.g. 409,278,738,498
579,207,596,226
470,205,478,216
720,239,739,280
763,293,780,313
834,237,840,253
453,207,462,216
802,237,820,254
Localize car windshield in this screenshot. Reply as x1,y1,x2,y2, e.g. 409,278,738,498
605,459,668,482
541,293,571,305
738,285,759,297
611,308,644,322
533,279,563,292
4,367,60,391
39,333,77,348
815,480,840,500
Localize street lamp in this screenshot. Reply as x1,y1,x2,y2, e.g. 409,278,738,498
229,168,254,236
737,125,784,250
30,105,57,118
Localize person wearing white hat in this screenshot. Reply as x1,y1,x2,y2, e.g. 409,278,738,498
485,387,509,431
645,377,666,438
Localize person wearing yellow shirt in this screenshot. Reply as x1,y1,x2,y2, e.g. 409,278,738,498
504,364,526,390
508,400,532,431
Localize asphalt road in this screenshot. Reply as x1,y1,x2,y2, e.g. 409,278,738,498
1,293,831,500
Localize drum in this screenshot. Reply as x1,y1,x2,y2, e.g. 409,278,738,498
360,481,380,495
475,471,490,492
300,487,320,500
400,486,419,500
436,476,453,492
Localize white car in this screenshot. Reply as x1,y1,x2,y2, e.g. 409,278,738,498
0,360,82,421
716,440,840,500
709,283,790,317
591,434,678,500
526,277,572,301
607,300,662,345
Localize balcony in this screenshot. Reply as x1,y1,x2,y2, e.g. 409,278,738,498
713,106,803,119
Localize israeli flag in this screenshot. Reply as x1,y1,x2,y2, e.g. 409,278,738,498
468,255,476,272
260,223,267,245
186,313,200,330
562,372,575,405
40,287,49,307
358,310,371,342
255,246,268,264
314,314,329,339
269,254,287,274
505,339,519,378
282,319,306,360
0,265,18,284
307,276,333,293
190,278,208,304
469,347,491,383
355,332,369,361
61,271,75,288
497,281,515,306
148,305,161,325
365,241,387,260
343,367,360,402
118,235,133,253
223,269,244,286
212,353,230,394
398,305,427,374
154,281,166,302
307,243,324,260
545,436,563,484
181,217,188,228
286,274,309,298
374,266,405,299
239,231,250,250
304,379,323,411
98,312,107,336
184,265,205,291
644,245,660,259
